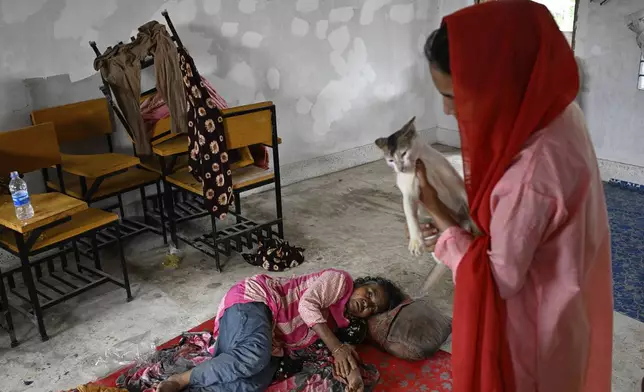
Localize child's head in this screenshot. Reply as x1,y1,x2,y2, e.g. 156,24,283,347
347,276,405,319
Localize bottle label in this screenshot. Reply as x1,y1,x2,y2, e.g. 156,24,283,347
12,191,30,207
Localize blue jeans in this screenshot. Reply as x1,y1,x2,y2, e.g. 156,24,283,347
188,302,278,392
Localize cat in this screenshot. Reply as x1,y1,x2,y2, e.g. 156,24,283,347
376,117,472,290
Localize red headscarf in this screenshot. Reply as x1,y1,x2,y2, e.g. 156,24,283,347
443,1,579,391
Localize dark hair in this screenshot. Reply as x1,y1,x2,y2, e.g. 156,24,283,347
354,276,405,311
424,22,450,75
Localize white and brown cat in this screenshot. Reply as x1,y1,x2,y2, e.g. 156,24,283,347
376,117,472,290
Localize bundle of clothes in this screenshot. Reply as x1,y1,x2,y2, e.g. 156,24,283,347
113,319,376,392
242,238,305,272
94,20,268,217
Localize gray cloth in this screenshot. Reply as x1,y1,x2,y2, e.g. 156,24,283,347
94,21,187,155
188,302,278,392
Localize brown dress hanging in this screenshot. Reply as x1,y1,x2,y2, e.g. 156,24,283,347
93,21,187,155
177,46,234,219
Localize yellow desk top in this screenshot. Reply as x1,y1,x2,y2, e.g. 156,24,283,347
0,193,87,233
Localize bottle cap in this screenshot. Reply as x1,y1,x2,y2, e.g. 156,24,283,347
9,171,19,179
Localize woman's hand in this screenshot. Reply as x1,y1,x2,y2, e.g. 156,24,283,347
405,223,439,251
346,369,365,392
333,344,360,379
416,160,441,211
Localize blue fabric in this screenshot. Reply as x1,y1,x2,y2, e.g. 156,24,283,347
188,302,278,392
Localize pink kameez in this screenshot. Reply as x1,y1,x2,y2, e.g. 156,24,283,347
435,104,614,392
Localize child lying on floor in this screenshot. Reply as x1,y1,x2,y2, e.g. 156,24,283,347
156,269,405,392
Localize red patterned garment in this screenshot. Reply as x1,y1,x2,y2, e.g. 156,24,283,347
92,317,454,392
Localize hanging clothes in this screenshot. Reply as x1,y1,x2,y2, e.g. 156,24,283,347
139,85,271,170
94,21,187,155
177,46,234,219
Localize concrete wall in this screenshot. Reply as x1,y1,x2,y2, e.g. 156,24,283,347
433,0,644,183
574,0,644,182
0,0,441,191
432,0,471,147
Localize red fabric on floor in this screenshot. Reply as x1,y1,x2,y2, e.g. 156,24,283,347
93,318,452,391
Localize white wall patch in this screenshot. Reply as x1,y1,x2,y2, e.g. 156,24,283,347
360,0,392,25
407,93,426,119
239,0,258,14
54,0,118,40
329,7,355,23
415,0,431,20
255,92,266,102
221,22,239,37
316,20,329,39
242,31,264,48
203,0,221,15
296,97,313,114
417,34,427,54
291,17,310,37
228,62,256,90
330,51,349,76
148,0,198,27
328,26,350,54
296,0,319,14
267,68,281,90
416,61,427,81
311,38,376,135
374,83,399,101
1,0,48,24
389,4,414,24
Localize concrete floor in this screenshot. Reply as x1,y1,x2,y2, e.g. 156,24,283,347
0,150,642,392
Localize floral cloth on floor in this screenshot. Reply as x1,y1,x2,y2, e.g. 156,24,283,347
116,320,378,392
270,319,379,392
242,238,305,272
116,332,215,392
63,385,126,392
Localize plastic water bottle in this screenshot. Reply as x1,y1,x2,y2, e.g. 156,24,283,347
9,171,34,221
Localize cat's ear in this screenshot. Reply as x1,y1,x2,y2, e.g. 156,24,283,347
375,138,388,150
403,116,417,133
399,116,417,141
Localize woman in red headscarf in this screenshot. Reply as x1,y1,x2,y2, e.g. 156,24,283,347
415,1,613,392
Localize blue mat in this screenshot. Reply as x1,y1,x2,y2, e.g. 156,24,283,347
604,180,644,322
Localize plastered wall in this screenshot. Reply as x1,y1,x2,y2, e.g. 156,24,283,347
0,0,440,180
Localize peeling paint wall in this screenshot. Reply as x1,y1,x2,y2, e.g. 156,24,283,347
0,0,440,176
434,0,644,182
575,0,644,169
433,0,471,139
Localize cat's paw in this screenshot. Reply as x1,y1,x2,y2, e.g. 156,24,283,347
408,237,424,256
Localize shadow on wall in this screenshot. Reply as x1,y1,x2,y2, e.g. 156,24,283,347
24,72,131,156
0,78,32,130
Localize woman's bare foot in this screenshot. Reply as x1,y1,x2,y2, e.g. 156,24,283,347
156,380,181,392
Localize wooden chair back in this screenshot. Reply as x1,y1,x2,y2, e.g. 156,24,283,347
31,98,113,144
0,123,61,175
222,101,274,149
148,102,275,150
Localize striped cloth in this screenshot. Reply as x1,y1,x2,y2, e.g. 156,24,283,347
213,269,354,357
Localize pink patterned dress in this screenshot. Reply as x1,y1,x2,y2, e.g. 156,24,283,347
213,269,354,357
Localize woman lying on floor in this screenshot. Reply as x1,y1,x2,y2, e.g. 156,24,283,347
156,269,405,392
